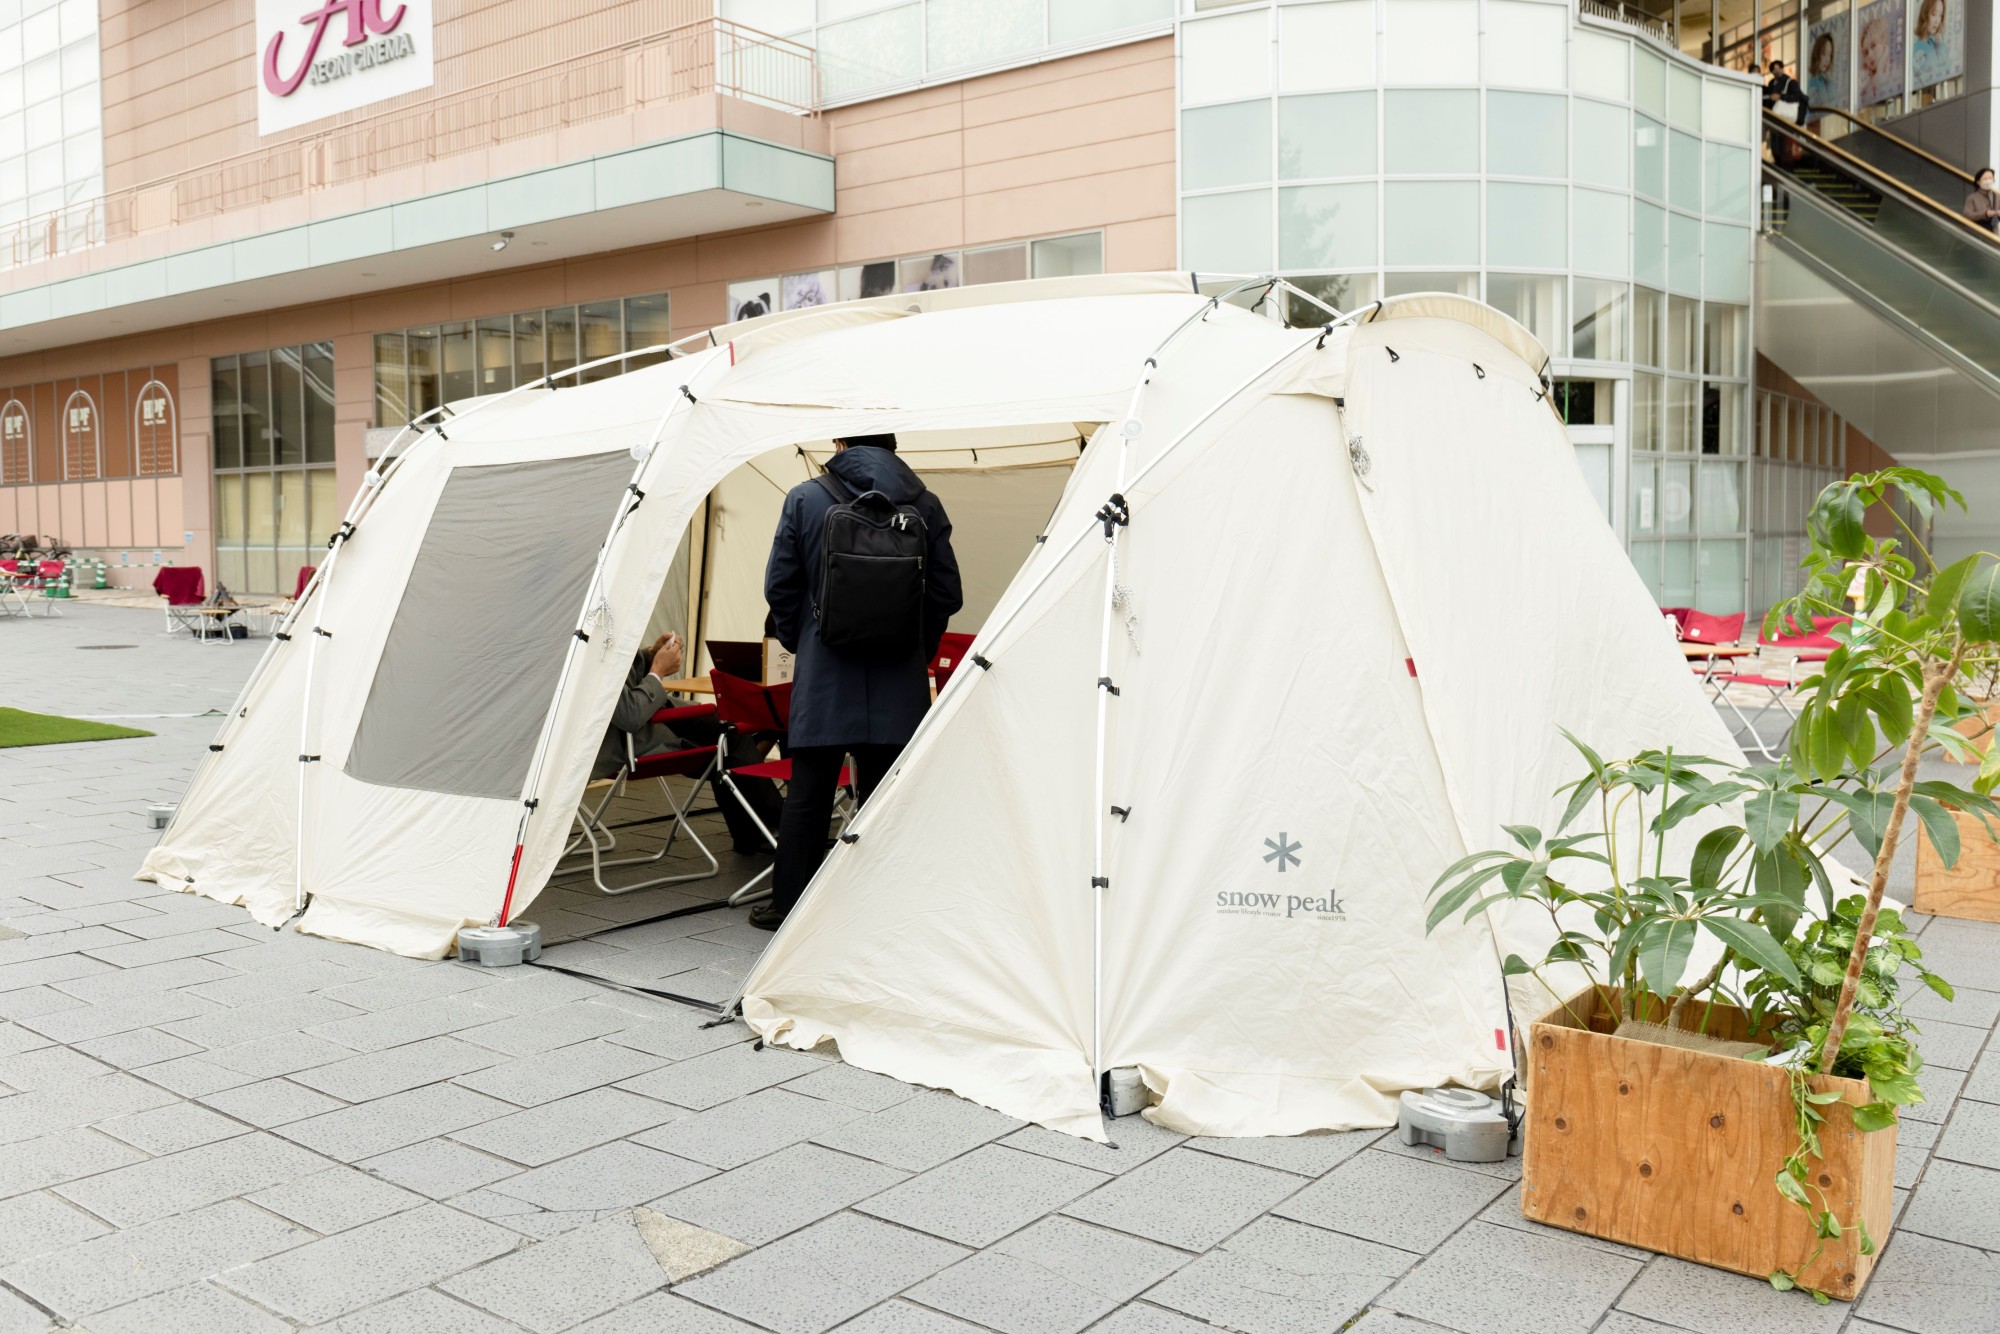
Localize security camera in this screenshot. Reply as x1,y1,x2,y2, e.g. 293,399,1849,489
491,231,514,252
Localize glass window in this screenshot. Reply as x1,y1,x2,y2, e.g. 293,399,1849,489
373,334,406,428
1487,182,1565,268
1702,79,1753,143
1385,0,1477,83
1280,92,1375,179
965,245,1027,284
1703,222,1751,302
271,347,302,467
408,327,440,420
1483,0,1566,90
1630,540,1663,603
304,342,334,464
1699,538,1746,614
1633,44,1665,118
1383,182,1477,266
1571,278,1628,362
1280,183,1377,268
1661,460,1694,533
513,311,545,387
440,321,474,402
1667,64,1702,131
1384,90,1478,175
1666,295,1699,372
1634,115,1665,200
1485,273,1565,356
1633,286,1664,368
1486,92,1564,178
1702,302,1749,377
1572,189,1628,277
1704,384,1746,456
545,308,577,379
1282,272,1379,325
925,0,1038,72
1634,200,1666,288
215,474,244,544
476,315,514,396
1660,539,1697,606
578,301,622,383
1570,27,1629,102
816,4,921,101
212,355,241,469
1573,99,1629,190
1183,10,1271,104
241,349,271,468
1184,101,1271,189
1382,271,1478,298
1665,379,1698,454
1705,142,1751,221
1183,189,1273,271
1632,373,1662,452
1052,0,1174,44
1668,211,1701,294
1668,130,1702,212
1277,0,1375,90
624,293,671,370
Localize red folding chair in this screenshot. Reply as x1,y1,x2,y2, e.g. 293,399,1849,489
1704,613,1848,762
563,702,723,895
710,669,854,907
154,567,206,636
25,559,65,616
931,631,977,692
0,560,24,617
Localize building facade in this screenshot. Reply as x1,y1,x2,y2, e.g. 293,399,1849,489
0,0,1961,613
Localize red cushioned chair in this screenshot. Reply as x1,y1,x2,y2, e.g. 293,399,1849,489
1705,614,1851,763
154,566,206,636
563,701,723,896
709,669,854,907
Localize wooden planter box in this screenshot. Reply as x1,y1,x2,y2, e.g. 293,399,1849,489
1522,988,1894,1301
1914,807,2000,924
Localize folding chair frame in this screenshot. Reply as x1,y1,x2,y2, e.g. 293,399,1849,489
712,761,856,907
559,738,722,896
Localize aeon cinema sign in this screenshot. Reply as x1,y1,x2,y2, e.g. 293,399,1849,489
256,0,434,135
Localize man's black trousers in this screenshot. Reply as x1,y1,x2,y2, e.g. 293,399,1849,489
771,743,903,914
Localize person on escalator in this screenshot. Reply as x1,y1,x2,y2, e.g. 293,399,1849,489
1964,169,2000,233
1766,61,1809,168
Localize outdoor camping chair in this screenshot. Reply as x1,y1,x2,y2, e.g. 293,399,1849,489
0,560,26,617
258,564,316,636
26,560,64,616
1699,611,1840,764
709,669,855,908
153,567,206,636
561,702,724,896
930,631,977,693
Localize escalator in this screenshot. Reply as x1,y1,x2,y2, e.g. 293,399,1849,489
1811,108,1979,218
1759,111,2000,459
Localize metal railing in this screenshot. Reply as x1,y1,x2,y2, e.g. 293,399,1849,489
3,17,816,273
1579,0,1674,45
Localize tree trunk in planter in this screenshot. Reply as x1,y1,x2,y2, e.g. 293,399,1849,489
1913,807,2000,924
1521,988,1895,1300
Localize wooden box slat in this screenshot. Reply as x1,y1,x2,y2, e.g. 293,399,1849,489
1522,988,1894,1301
1913,808,2000,924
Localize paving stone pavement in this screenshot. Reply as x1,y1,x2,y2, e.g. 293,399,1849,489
0,602,1996,1333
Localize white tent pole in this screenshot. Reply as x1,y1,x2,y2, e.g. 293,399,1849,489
496,363,723,926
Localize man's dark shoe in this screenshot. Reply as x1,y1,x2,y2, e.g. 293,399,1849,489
748,902,787,931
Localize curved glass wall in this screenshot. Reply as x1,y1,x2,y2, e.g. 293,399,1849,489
1177,1,1763,613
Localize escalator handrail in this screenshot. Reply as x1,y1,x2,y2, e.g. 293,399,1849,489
1764,111,2000,247
1813,107,1978,190
1769,162,2000,330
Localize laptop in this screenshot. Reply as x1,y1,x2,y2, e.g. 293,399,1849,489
706,639,765,681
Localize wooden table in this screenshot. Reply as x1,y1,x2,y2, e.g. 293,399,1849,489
1679,643,1752,661
660,676,713,695
184,605,244,643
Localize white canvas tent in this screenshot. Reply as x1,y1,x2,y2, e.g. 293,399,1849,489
140,273,1746,1140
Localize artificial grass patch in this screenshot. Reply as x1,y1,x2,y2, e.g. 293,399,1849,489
0,707,153,748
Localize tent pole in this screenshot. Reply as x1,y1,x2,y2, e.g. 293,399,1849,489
498,365,722,926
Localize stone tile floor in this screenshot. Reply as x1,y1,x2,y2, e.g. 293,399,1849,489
1,601,1997,1333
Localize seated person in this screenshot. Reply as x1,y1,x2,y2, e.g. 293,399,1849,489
595,632,781,854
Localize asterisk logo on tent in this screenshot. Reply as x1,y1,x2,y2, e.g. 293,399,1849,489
1263,833,1301,872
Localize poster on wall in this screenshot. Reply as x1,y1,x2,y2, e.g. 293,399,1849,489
1805,13,1850,113
257,0,435,135
728,279,779,322
1912,0,1965,91
1855,0,1906,108
782,271,836,310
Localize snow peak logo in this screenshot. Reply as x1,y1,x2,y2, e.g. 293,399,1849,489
1215,834,1346,920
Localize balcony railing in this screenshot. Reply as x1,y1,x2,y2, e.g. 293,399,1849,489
1579,0,1674,46
4,17,816,274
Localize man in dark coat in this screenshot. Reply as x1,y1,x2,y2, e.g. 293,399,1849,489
595,632,780,853
750,433,962,928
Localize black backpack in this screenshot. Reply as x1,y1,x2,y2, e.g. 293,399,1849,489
811,472,929,659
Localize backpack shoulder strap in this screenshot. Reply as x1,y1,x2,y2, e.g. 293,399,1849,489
814,472,854,505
